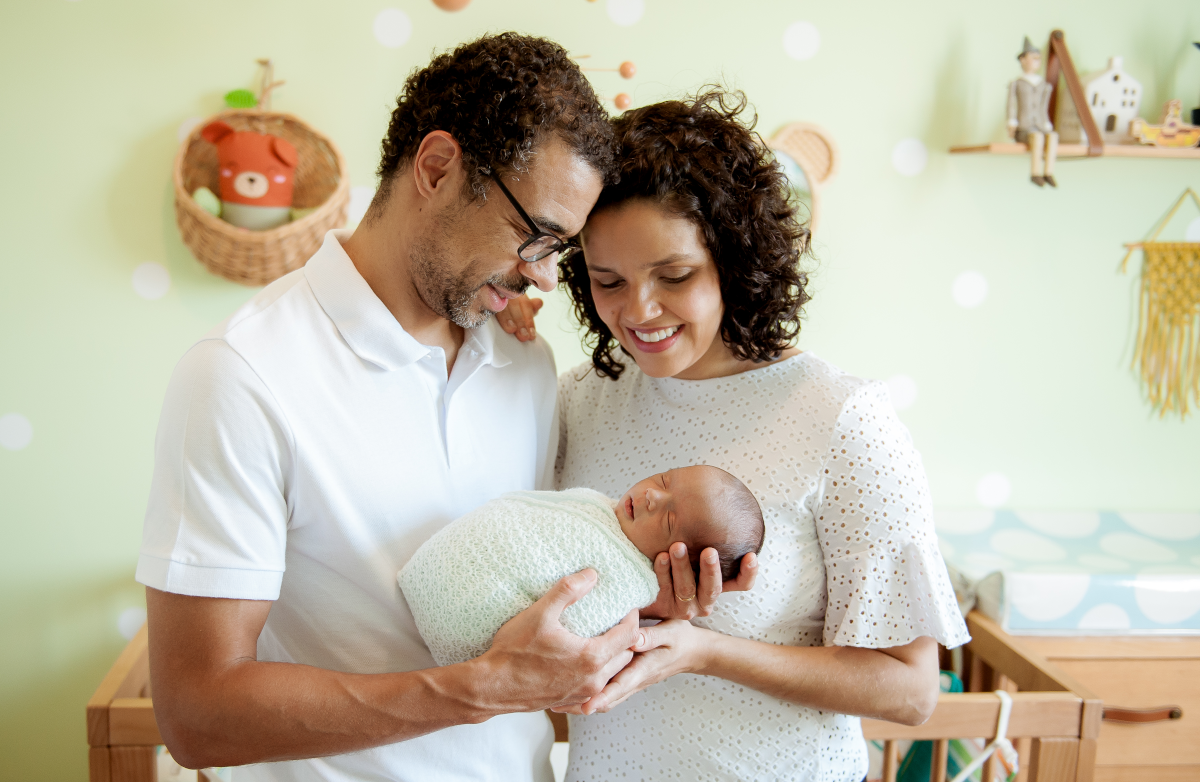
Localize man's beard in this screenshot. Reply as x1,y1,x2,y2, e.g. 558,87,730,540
410,215,530,329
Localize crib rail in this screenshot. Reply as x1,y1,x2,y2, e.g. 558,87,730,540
87,624,159,782
861,612,1103,782
87,611,1102,782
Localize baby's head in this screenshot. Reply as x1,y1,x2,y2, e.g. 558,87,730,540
616,465,764,581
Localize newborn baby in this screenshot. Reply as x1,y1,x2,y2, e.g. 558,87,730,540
398,465,764,666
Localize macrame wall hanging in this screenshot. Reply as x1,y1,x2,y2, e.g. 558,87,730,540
1120,188,1200,417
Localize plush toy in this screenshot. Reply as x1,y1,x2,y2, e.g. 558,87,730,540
200,120,298,230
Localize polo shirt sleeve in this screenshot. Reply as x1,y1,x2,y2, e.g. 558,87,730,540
136,338,294,600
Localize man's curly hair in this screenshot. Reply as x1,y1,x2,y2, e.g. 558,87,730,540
370,32,616,213
559,89,812,380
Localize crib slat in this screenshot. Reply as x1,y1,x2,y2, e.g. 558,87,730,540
1029,738,1078,782
930,739,949,782
882,740,900,782
982,750,999,782
1015,736,1032,782
109,746,155,782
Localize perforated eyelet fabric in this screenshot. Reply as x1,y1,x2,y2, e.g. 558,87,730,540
556,353,969,781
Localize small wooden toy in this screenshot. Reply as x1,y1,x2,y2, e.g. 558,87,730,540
1083,56,1142,144
1007,36,1059,187
1132,100,1200,148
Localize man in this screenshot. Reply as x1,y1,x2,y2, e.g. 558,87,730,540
137,34,639,781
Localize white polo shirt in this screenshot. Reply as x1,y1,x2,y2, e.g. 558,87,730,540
137,230,558,782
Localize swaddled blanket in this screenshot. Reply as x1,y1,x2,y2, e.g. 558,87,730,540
398,488,659,666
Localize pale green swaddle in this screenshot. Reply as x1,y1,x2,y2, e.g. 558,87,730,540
398,488,659,666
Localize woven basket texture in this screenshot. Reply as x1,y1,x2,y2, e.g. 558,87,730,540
173,110,350,286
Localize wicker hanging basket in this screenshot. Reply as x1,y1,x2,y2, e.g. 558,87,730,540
173,109,350,286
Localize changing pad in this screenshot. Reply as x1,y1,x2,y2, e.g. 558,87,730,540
935,510,1200,635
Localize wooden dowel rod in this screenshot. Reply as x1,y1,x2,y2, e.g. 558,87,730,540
982,750,999,782
1016,736,1032,782
882,740,900,782
931,739,950,782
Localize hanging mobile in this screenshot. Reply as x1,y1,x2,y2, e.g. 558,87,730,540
578,55,637,110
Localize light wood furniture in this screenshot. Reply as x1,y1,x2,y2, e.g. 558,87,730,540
859,611,1102,782
87,624,159,782
1020,635,1199,782
950,142,1200,160
92,614,1105,782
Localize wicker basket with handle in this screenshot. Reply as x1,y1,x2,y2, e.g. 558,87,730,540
173,109,350,286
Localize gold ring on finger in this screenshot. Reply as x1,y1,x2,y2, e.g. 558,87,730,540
675,592,695,602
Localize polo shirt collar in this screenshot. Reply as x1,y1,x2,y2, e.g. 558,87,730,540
463,317,513,370
305,230,514,372
305,230,429,371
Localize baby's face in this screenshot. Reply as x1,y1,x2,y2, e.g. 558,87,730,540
616,467,716,561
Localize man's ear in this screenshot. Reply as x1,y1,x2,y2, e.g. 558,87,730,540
411,131,465,202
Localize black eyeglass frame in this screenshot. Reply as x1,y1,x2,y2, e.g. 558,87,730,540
489,173,581,264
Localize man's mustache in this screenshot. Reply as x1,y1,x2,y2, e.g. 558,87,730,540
480,273,531,298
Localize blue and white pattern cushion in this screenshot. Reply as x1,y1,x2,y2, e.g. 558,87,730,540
936,510,1200,634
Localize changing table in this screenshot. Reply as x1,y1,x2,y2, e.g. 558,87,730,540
938,510,1200,780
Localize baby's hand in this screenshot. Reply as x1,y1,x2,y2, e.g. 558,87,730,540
496,294,544,342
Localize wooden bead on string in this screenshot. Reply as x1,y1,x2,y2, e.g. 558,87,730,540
582,60,637,79
575,56,637,110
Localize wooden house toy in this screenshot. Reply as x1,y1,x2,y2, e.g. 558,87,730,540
1084,56,1142,144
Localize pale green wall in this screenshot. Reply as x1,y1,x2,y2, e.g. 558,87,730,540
2,0,1198,778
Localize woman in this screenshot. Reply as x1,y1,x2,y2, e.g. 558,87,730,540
505,90,968,781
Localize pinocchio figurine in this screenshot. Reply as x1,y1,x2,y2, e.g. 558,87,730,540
1007,36,1059,187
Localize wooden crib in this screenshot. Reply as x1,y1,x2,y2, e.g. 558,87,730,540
88,611,1100,782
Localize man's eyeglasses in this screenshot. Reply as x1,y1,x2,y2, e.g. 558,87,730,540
489,173,580,264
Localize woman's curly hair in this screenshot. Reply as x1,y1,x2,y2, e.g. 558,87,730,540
372,32,617,210
560,89,812,379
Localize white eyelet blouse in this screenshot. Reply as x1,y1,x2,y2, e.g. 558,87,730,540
555,352,970,782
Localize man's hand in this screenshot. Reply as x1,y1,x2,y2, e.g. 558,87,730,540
144,574,635,770
471,569,639,713
495,294,544,342
639,543,758,621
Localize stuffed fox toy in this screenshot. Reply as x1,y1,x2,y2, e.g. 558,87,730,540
201,120,298,230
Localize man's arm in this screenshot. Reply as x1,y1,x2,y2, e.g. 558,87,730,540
148,569,637,769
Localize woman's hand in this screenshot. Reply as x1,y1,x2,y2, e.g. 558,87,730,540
553,619,708,715
495,294,544,342
639,543,758,621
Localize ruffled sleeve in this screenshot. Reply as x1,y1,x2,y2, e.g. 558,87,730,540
816,381,970,649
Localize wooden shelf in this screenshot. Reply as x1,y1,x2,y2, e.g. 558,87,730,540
950,142,1200,159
